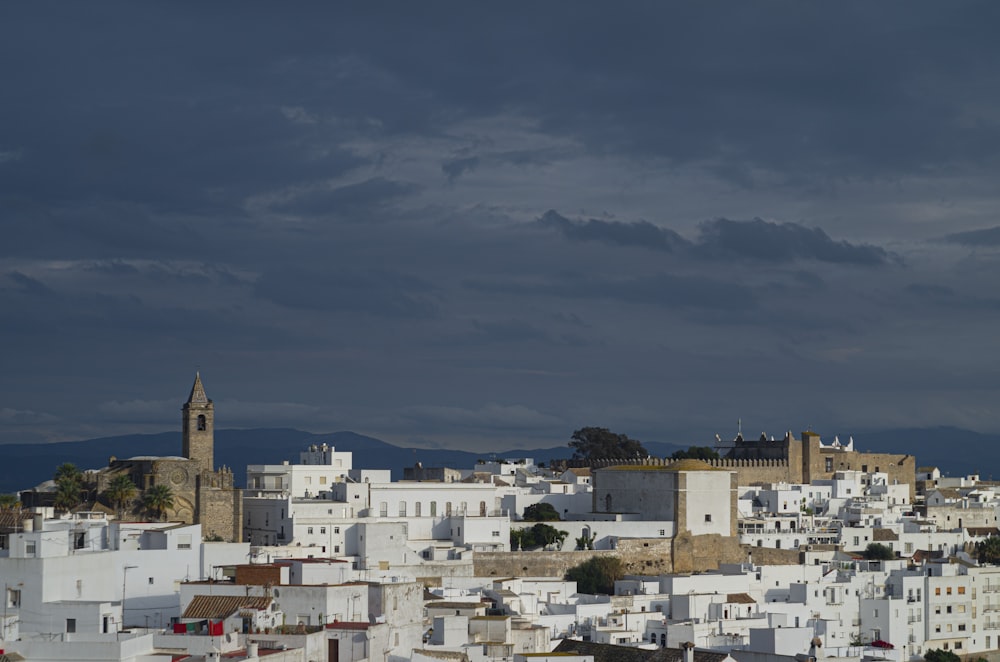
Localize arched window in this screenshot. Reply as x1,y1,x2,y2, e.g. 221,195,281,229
197,414,207,431
415,502,422,517
445,502,453,516
430,501,437,517
660,634,666,647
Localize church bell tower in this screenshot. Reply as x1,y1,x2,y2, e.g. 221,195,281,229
182,372,214,473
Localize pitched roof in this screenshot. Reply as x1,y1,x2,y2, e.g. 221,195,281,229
553,639,731,662
566,468,592,477
182,595,271,619
872,529,899,541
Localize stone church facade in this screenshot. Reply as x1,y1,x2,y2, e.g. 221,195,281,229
95,374,243,541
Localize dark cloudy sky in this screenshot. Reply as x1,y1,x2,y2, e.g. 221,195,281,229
3,3,1000,451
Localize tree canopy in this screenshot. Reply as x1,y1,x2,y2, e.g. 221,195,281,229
565,556,624,595
569,427,647,460
977,535,1000,565
511,523,568,550
670,446,720,460
924,649,961,662
53,462,84,512
104,474,138,520
523,502,561,521
143,484,175,521
863,542,895,561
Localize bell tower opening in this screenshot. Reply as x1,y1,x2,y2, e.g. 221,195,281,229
182,372,214,473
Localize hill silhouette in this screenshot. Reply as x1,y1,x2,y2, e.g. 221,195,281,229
3,425,993,495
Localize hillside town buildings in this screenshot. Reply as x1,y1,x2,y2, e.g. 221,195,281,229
2,376,999,662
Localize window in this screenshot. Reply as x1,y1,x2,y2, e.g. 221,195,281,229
659,529,666,536
492,531,500,537
320,476,327,484
415,502,422,516
399,502,407,516
935,587,941,596
825,458,833,472
197,414,206,431
379,502,388,517
75,532,86,549
148,577,154,585
334,527,340,534
947,587,952,595
25,541,36,555
66,618,76,633
430,502,437,517
334,545,340,553
320,527,326,534
307,527,314,534
958,586,966,595
704,514,712,522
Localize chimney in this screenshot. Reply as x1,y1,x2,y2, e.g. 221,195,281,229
683,641,695,662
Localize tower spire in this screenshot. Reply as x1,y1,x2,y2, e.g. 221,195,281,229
188,372,210,405
182,372,214,471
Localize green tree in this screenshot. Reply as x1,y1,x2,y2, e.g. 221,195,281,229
977,535,1000,565
575,534,595,550
104,474,138,520
569,427,647,460
0,493,20,510
670,446,720,461
924,649,961,662
863,543,895,560
511,523,568,550
565,556,624,595
143,484,175,521
523,502,561,521
53,463,84,512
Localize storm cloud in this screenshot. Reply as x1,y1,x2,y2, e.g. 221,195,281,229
3,3,1000,451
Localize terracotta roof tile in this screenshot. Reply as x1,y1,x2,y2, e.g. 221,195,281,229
182,595,271,619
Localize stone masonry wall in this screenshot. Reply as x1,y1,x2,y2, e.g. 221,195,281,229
473,533,747,579
198,485,243,542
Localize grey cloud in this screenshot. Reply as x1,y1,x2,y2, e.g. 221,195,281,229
253,267,437,318
467,272,756,312
536,210,688,252
942,226,1000,247
442,156,480,182
5,271,54,296
271,177,422,218
695,218,893,266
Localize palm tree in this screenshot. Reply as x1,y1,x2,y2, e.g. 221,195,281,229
0,493,20,510
142,484,174,521
104,474,137,520
53,462,85,513
54,462,82,486
54,479,82,512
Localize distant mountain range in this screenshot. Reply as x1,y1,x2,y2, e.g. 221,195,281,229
2,425,995,495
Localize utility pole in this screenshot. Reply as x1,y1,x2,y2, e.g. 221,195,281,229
120,565,137,637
